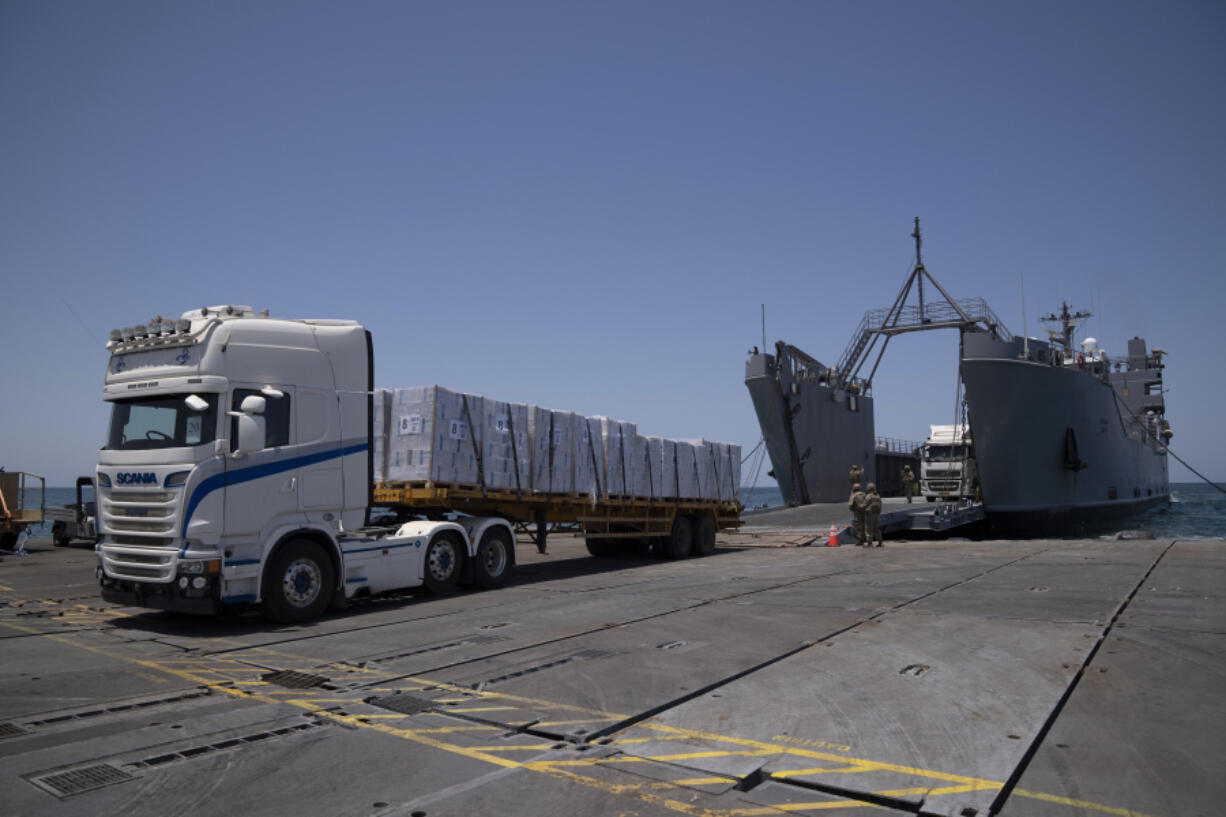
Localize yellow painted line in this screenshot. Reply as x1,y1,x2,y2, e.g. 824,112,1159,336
527,757,649,767
667,777,735,787
0,583,14,591
648,749,777,762
0,616,1159,817
355,714,413,720
535,716,622,726
639,722,992,788
445,705,523,713
1013,788,1160,817
465,744,557,752
408,725,499,734
610,735,694,745
771,765,871,778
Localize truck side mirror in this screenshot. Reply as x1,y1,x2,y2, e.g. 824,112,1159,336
240,395,266,415
231,396,267,455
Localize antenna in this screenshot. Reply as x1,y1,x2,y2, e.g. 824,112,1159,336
761,304,766,352
1021,268,1028,358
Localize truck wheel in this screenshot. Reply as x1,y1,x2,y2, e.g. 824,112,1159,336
692,514,716,556
52,523,70,547
585,537,617,557
475,528,512,588
263,540,334,623
662,515,692,560
424,532,463,593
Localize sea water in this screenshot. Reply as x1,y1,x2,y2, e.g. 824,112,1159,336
13,482,1225,541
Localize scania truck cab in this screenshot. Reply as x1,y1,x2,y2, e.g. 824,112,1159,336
96,306,513,622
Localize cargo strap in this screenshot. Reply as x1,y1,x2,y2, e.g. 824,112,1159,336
586,418,603,502
546,412,556,494
644,439,655,504
618,425,628,499
461,394,487,497
506,404,522,498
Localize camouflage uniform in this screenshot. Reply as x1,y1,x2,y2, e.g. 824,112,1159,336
848,483,867,546
864,483,883,546
902,465,917,504
849,464,863,492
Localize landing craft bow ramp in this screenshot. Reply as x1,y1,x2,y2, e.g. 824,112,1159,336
1,533,1222,817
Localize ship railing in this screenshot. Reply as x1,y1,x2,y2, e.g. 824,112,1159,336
875,436,923,456
836,298,1012,376
780,343,870,396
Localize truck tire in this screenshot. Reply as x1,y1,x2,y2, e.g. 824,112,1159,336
475,528,512,588
262,539,334,623
585,537,618,557
662,515,692,560
692,513,716,556
424,532,463,593
52,522,70,547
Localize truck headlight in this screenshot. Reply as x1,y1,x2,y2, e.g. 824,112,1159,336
179,559,220,575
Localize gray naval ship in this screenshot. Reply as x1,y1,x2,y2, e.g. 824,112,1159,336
746,220,1171,534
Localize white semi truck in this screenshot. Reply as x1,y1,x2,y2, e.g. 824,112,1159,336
919,424,977,502
96,306,739,622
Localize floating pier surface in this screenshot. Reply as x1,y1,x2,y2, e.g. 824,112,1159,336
1,528,1221,817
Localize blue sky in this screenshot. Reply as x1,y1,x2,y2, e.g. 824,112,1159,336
2,0,1223,486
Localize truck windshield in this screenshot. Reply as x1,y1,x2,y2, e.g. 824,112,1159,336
106,394,219,450
925,445,967,460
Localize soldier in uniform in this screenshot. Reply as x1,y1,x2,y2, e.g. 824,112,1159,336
864,483,883,547
849,464,863,491
848,482,867,546
902,465,917,504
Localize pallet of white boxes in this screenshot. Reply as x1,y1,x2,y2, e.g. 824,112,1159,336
373,386,740,503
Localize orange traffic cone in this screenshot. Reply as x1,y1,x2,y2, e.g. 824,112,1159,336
827,523,839,547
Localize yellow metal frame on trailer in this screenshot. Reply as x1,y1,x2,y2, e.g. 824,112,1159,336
372,481,741,538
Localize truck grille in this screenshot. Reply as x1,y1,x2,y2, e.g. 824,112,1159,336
102,488,179,540
926,480,961,492
101,547,177,582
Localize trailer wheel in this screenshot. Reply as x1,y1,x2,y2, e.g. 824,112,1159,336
692,514,716,556
424,532,463,593
585,537,618,557
475,528,512,588
662,515,693,560
262,539,334,624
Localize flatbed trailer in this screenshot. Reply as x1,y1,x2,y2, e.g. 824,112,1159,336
374,480,741,558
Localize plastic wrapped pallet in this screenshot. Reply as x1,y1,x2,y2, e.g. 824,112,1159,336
385,386,480,485
480,398,531,492
693,440,719,500
712,442,741,502
529,407,575,494
574,416,605,498
642,436,667,499
371,388,391,482
597,417,636,496
675,440,700,499
655,437,678,499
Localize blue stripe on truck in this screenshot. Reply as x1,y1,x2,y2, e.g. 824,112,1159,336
181,443,368,538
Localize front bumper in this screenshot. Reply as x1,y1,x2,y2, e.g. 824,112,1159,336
99,574,221,615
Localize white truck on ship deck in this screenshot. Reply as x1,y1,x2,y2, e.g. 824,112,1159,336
919,424,977,502
95,306,740,622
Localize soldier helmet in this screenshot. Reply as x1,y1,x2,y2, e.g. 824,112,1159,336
866,482,877,492
852,483,861,491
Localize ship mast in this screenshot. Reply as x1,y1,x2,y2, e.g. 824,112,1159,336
1039,302,1092,352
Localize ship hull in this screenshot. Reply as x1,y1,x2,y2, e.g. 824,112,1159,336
746,349,878,504
960,355,1169,535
